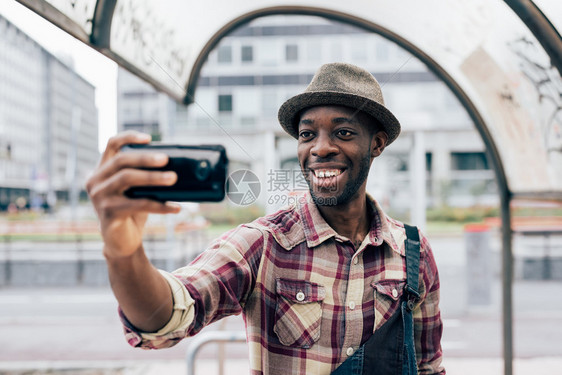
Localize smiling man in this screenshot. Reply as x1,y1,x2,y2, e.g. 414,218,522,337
87,63,445,374
295,105,387,249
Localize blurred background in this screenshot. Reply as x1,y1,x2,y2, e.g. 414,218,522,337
0,1,561,374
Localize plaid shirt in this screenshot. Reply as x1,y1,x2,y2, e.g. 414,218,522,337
121,192,445,374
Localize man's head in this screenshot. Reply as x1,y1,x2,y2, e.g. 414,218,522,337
278,62,401,145
278,63,400,206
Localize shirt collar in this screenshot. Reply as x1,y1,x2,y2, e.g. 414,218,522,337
295,192,403,256
367,196,404,256
297,192,338,248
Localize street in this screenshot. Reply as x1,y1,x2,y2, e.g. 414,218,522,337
0,235,561,374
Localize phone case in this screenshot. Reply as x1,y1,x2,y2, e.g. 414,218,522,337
121,143,228,202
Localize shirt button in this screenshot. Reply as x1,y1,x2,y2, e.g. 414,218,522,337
296,291,305,302
392,288,398,298
346,347,354,356
349,301,356,310
353,257,358,265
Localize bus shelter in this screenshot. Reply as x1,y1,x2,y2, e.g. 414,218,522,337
15,1,562,374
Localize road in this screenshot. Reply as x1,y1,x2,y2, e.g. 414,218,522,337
0,235,561,374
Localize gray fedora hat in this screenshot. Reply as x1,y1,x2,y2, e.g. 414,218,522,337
278,62,401,145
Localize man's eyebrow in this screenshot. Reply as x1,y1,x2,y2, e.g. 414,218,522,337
299,115,359,125
332,116,358,124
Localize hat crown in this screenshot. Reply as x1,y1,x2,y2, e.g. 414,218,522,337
305,63,385,106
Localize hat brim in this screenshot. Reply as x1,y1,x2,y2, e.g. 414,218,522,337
278,91,401,145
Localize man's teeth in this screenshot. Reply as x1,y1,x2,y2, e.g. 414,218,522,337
315,170,342,178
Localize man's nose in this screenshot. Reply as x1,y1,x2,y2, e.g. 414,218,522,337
311,134,338,158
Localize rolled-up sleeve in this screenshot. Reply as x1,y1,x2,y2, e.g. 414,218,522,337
119,270,196,349
119,225,264,349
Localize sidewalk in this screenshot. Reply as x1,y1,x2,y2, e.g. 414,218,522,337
1,281,561,374
1,357,562,375
1,232,561,374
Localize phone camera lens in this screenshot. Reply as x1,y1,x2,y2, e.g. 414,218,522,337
195,160,211,181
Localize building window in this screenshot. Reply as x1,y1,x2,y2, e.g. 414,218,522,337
306,39,322,62
196,116,211,129
241,45,253,62
218,94,233,112
388,153,409,172
240,116,256,127
376,42,389,62
331,40,343,61
286,44,298,62
123,123,145,132
217,45,232,63
451,152,489,170
0,142,11,160
261,91,278,115
350,39,367,61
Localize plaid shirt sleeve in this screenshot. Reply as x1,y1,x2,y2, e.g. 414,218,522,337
416,232,446,374
117,197,446,374
119,225,264,349
119,269,196,349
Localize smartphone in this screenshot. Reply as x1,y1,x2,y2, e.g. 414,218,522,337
120,143,228,202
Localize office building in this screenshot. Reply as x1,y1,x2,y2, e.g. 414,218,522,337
117,15,497,215
0,14,99,210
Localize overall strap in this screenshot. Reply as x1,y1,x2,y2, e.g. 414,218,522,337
404,224,421,309
402,224,421,375
331,224,423,375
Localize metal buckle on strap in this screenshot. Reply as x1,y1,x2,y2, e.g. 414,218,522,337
404,284,420,311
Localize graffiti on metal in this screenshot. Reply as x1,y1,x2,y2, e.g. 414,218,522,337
111,0,188,84
508,36,562,157
46,0,96,33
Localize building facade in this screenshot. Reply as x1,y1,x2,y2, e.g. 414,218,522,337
117,15,498,217
0,15,99,211
117,68,175,141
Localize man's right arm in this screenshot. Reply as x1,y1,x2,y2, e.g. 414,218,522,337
86,131,181,332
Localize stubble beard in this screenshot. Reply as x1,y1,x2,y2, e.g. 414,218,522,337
306,153,372,207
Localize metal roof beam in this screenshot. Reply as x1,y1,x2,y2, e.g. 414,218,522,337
505,0,562,75
91,0,117,48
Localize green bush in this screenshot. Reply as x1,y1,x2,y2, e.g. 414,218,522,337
426,205,499,223
199,202,265,226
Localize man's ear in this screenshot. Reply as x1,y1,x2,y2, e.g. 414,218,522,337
371,131,388,158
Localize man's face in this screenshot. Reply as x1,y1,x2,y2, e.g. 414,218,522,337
297,105,387,206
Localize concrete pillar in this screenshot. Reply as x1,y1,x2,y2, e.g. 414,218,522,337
465,224,492,306
431,133,451,206
410,131,426,230
263,131,277,215
67,107,81,223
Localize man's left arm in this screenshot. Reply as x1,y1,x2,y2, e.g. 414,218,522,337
414,234,446,374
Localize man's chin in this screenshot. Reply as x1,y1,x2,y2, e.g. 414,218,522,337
309,192,339,206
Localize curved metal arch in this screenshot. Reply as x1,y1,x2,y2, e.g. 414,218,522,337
185,7,514,374
90,0,117,48
184,6,511,209
504,0,562,76
182,6,507,202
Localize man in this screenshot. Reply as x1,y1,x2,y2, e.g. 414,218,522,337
86,63,445,374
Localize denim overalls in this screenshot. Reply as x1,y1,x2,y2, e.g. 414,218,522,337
332,224,421,375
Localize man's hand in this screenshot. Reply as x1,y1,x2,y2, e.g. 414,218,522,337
86,131,178,332
86,131,181,259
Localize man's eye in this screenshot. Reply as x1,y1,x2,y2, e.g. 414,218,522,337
337,129,353,137
299,131,313,139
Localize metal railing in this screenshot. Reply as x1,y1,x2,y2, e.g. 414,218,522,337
186,330,247,375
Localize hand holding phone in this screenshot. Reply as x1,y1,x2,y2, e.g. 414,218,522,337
86,132,182,260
